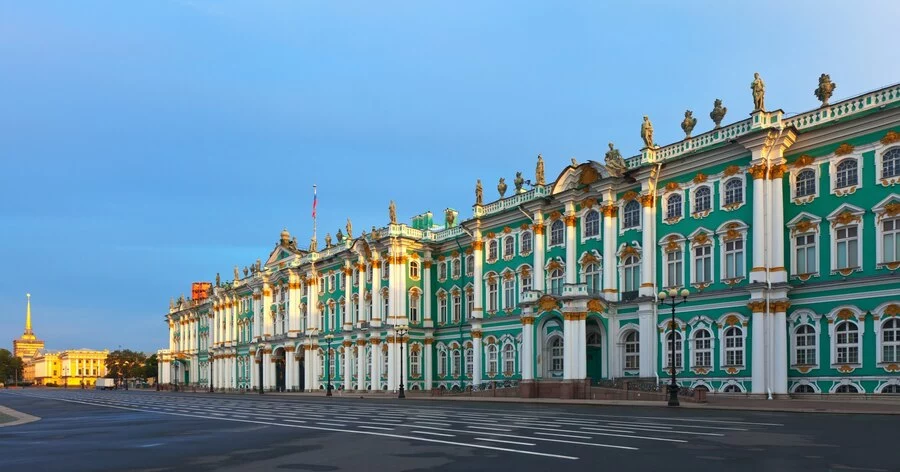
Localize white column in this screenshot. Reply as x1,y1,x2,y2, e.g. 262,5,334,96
533,215,545,292
576,315,587,379
343,267,353,330
751,307,765,394
638,304,655,377
304,348,313,391
639,195,656,297
387,333,397,391
423,254,433,327
769,171,787,284
261,350,270,391
372,259,382,325
424,339,433,390
356,341,366,391
357,261,366,326
307,273,319,331
371,340,382,389
602,202,618,301
225,298,233,344
252,291,262,339
472,333,483,387
750,167,767,283
344,341,353,391
563,316,574,379
473,231,484,319
565,205,577,285
262,284,272,337
288,274,300,334
521,316,534,381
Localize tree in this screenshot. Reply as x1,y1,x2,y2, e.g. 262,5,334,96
0,349,24,385
104,349,147,380
143,354,158,380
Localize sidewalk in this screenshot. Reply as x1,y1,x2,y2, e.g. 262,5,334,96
190,389,900,415
0,404,41,428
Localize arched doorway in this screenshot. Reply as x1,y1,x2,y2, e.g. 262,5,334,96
538,317,564,379
586,319,603,381
272,347,286,392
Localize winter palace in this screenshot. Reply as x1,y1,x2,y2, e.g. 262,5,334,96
159,75,900,398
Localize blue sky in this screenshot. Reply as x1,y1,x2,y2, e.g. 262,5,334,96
2,0,898,354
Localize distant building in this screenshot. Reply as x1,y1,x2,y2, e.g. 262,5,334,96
28,349,109,387
13,294,44,365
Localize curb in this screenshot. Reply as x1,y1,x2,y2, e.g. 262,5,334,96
0,404,41,428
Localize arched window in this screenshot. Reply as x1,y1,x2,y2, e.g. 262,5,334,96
381,261,389,280
587,330,601,346
549,336,564,374
504,236,515,257
488,240,499,261
666,331,683,368
835,321,859,364
795,325,817,365
623,255,641,293
329,349,336,379
584,210,600,237
438,262,447,280
723,384,742,393
794,384,815,394
549,268,564,295
438,294,448,324
487,344,498,375
381,290,389,320
465,348,473,378
520,267,533,293
521,231,533,254
666,194,682,220
724,326,743,366
452,258,461,278
882,318,900,363
694,186,711,213
623,331,639,370
408,291,420,324
584,263,601,294
724,178,743,205
881,384,900,394
487,276,499,312
452,293,462,323
503,276,516,310
437,350,447,377
502,343,515,374
623,200,641,229
466,289,474,320
410,348,421,377
353,268,359,286
835,159,858,188
366,265,373,283
836,384,859,393
465,255,474,276
409,261,420,279
693,329,712,367
795,169,816,197
883,148,900,179
550,220,565,246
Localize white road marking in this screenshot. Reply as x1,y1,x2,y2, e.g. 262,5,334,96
534,431,594,440
413,421,452,427
316,422,347,427
358,425,393,431
412,430,455,438
582,426,724,437
137,443,163,448
284,419,307,423
468,425,511,432
471,430,639,451
476,438,536,446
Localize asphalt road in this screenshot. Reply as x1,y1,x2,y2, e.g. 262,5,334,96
0,390,897,472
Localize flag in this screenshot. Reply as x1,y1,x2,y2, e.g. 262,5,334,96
312,185,318,219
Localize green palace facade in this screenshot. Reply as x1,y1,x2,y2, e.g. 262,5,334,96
159,75,900,398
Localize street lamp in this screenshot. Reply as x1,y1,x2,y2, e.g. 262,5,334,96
123,361,130,391
209,353,214,393
396,325,409,399
258,350,264,395
658,288,690,407
324,334,334,397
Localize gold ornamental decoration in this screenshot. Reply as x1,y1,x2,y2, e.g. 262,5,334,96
579,166,600,185
749,164,768,179
884,202,900,218
622,190,639,201
547,260,562,271
837,308,855,320
520,223,530,230
601,204,618,217
485,231,496,240
792,220,818,235
565,214,577,227
831,211,861,227
724,314,740,326
793,154,815,168
665,181,681,191
768,163,787,179
640,193,655,208
532,224,544,235
834,143,855,156
619,245,639,259
880,130,900,145
587,299,604,313
581,198,596,209
885,304,900,316
549,210,562,221
580,253,600,265
723,165,742,177
692,233,710,245
693,173,708,184
503,226,512,234
538,294,559,312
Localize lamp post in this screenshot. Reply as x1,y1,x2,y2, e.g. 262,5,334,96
209,353,214,393
324,334,334,397
123,361,130,390
396,325,409,399
258,350,264,395
658,288,689,407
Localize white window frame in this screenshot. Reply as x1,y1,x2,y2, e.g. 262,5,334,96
620,253,641,293
518,265,533,294
465,254,474,277
691,185,713,216
874,196,900,267
620,199,641,232
437,291,448,325
437,348,447,377
503,235,516,260
829,154,864,195
408,289,420,324
582,209,601,240
878,316,900,365
662,330,684,371
722,326,744,367
659,235,685,289
451,257,461,279
826,307,865,367
834,321,861,365
664,192,683,223
487,239,499,262
582,261,601,294
547,266,564,296
438,261,447,281
520,231,533,256
502,342,516,375
690,240,713,285
622,329,640,371
791,165,820,202
691,328,713,369
720,176,746,210
787,213,822,278
452,291,462,323
486,274,499,313
549,220,565,247
792,324,818,367
827,206,864,274
717,222,748,282
502,273,516,311
409,261,420,280
876,146,900,185
486,344,498,376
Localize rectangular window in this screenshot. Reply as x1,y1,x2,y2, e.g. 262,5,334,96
835,226,859,270
439,297,448,324
488,282,498,312
724,240,744,279
466,292,474,320
452,295,461,323
504,280,515,310
883,218,900,263
521,273,533,293
666,250,683,287
694,245,712,283
795,234,817,274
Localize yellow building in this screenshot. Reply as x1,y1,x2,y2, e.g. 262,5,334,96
29,349,110,387
13,294,44,366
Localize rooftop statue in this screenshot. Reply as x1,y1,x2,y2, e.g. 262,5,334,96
497,178,507,198
325,233,332,248
336,229,344,243
215,273,221,287
475,179,483,205
234,265,240,280
710,99,727,128
751,72,766,111
814,73,836,107
604,142,628,176
445,208,456,227
535,155,545,185
681,110,698,139
641,115,654,148
389,200,397,224
514,171,525,193
346,218,353,239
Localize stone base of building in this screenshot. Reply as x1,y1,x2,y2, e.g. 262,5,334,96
518,379,590,399
519,380,537,398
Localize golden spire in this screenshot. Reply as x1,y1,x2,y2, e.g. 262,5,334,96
22,293,35,340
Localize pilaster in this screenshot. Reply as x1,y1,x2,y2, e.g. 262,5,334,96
533,213,545,292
